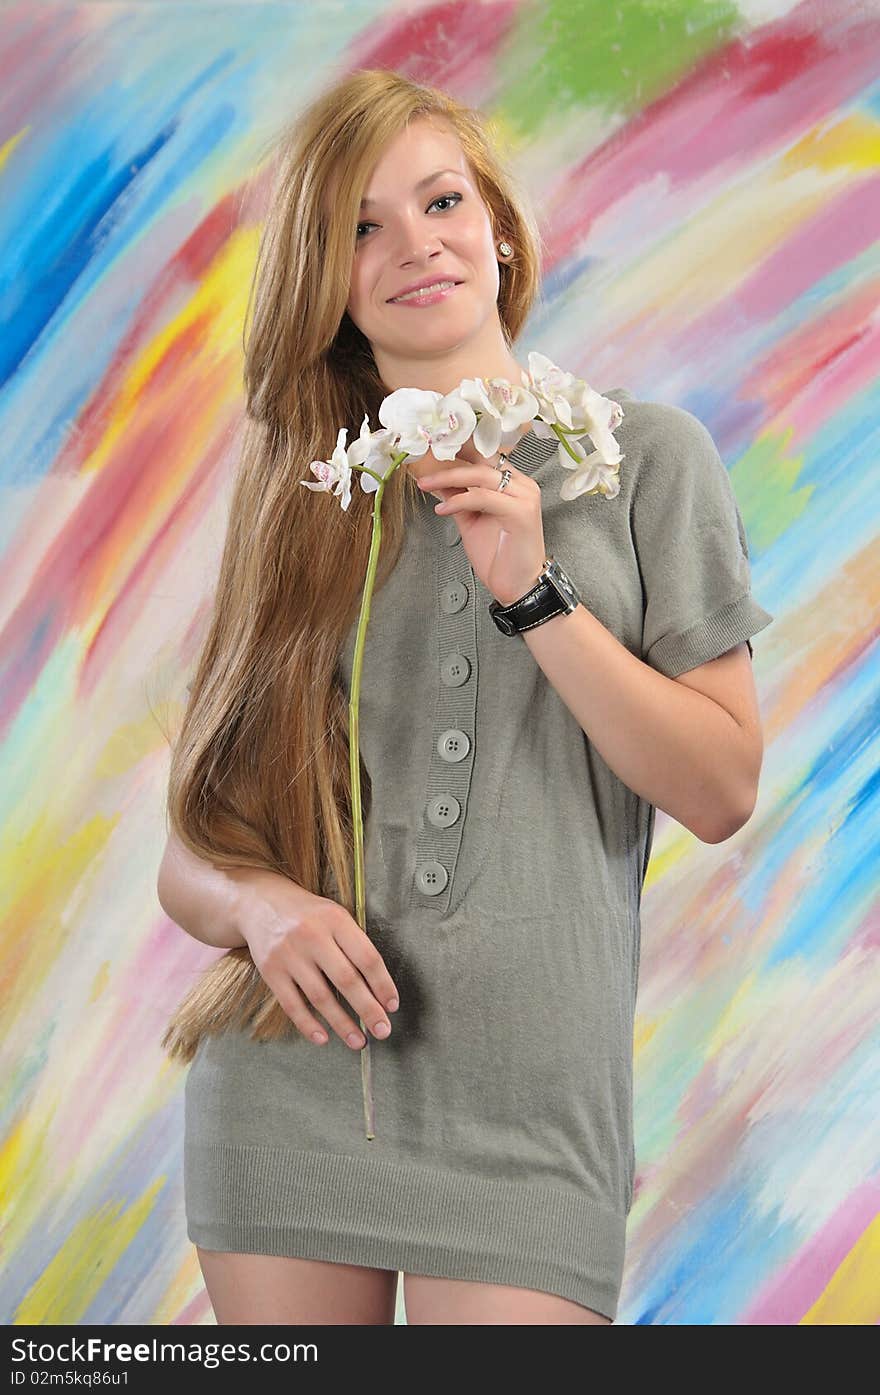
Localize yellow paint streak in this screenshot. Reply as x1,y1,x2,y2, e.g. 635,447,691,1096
0,127,30,174
81,221,258,478
0,813,119,1018
801,1209,880,1324
781,112,880,175
14,1178,165,1324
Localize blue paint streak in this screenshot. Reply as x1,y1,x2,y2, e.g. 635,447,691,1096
763,647,879,968
0,125,175,387
623,1178,800,1324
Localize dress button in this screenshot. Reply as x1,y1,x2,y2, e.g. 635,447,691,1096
440,580,469,615
445,517,461,546
427,793,461,828
437,728,471,762
440,652,471,687
415,861,449,895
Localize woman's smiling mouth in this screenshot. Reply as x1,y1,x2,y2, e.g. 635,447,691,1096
388,280,462,306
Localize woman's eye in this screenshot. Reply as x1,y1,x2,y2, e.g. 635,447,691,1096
430,192,462,213
356,191,462,240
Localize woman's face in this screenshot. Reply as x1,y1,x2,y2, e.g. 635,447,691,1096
345,118,503,376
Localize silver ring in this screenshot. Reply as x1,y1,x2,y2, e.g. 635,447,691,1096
497,467,513,492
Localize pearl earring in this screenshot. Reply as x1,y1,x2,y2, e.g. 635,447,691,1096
498,240,513,257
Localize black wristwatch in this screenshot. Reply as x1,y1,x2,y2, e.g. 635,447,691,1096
489,556,582,636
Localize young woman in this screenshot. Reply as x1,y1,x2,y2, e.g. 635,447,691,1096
158,69,773,1326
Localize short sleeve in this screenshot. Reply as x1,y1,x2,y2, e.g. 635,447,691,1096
631,402,774,678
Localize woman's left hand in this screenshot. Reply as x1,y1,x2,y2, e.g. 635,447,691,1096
417,454,547,607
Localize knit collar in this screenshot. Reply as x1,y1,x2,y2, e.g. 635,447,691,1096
502,423,559,476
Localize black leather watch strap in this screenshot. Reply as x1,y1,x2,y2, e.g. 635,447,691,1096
489,557,579,636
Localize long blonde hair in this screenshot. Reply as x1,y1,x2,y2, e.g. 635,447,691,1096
160,68,544,1063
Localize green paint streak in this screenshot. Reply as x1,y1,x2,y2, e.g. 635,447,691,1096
731,429,813,556
495,0,744,135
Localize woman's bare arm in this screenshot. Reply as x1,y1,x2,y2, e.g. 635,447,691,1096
157,828,401,1047
157,829,277,949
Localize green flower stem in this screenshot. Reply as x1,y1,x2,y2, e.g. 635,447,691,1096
551,423,584,461
345,450,408,1140
343,423,579,1138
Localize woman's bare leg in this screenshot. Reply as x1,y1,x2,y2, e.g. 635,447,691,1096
402,1274,612,1325
196,1247,398,1325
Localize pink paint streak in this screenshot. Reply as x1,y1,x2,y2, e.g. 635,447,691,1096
740,1173,880,1323
345,1,521,92
543,1,880,277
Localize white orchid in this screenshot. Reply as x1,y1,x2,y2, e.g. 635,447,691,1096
352,421,399,495
558,451,622,500
300,425,357,510
300,414,398,509
303,357,625,509
521,351,625,495
378,387,477,460
456,376,540,457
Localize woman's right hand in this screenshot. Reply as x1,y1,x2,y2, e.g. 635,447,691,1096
230,868,400,1049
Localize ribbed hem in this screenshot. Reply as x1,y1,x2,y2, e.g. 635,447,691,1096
647,591,774,679
185,1141,625,1321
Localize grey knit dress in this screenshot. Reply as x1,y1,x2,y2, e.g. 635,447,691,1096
183,386,774,1321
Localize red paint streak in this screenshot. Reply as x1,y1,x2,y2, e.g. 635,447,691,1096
0,154,279,729
54,194,242,480
543,2,880,274
80,407,241,699
345,1,521,84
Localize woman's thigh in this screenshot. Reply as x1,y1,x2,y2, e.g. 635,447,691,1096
402,1273,612,1325
196,1247,398,1325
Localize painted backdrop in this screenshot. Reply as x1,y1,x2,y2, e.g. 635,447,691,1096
1,0,877,1325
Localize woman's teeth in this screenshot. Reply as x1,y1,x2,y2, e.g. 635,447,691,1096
391,281,457,302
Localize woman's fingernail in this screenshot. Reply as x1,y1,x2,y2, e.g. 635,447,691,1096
387,997,399,1011
373,1021,391,1038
